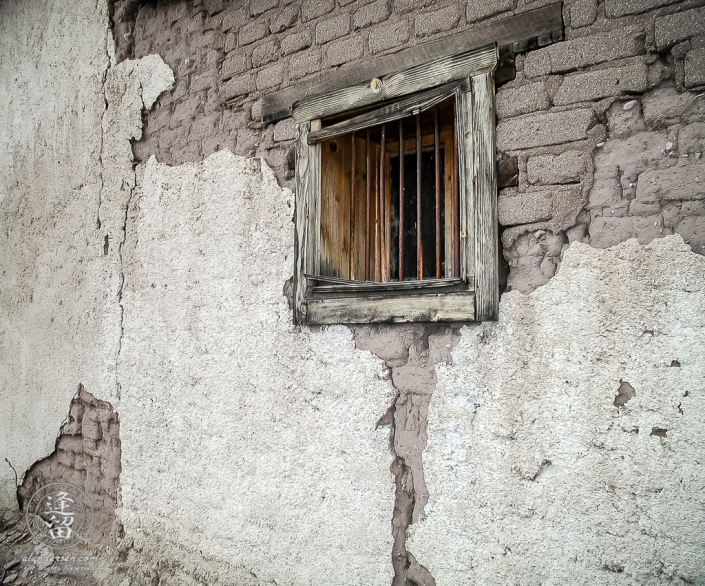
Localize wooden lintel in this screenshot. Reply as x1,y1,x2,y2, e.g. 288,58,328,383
261,2,563,123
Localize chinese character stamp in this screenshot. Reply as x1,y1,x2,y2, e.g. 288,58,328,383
25,484,93,549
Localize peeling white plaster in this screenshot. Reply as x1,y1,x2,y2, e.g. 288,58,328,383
409,236,705,585
116,152,395,585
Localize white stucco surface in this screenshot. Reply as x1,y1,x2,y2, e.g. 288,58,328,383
408,235,705,585
0,0,112,509
116,152,395,585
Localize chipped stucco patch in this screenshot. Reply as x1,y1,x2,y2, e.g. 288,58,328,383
408,235,705,585
115,151,395,585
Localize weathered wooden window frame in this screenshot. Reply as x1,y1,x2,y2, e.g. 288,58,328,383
292,42,500,325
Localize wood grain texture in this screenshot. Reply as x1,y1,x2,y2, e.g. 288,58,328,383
457,83,474,285
292,44,496,123
307,276,471,294
262,3,562,122
307,81,463,143
471,72,499,321
305,292,476,324
293,121,321,325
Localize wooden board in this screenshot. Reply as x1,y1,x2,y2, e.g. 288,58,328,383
262,3,563,123
292,44,496,123
305,292,476,324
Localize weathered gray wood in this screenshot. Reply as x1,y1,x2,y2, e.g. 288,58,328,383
293,121,321,325
292,44,497,123
308,276,471,294
262,3,563,123
471,72,499,321
305,292,476,324
307,81,462,144
457,82,474,285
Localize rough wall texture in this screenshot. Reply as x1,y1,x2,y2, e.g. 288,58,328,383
115,151,395,585
0,0,115,510
408,235,705,585
111,0,705,295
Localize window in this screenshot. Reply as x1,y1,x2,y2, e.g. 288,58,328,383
292,43,500,325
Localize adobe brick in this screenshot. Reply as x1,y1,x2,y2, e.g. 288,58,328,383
239,19,269,46
224,73,255,99
415,5,460,37
496,109,595,151
655,7,705,50
498,192,553,226
685,48,705,88
369,20,410,54
257,62,286,90
353,0,392,30
466,0,512,24
527,151,587,185
221,8,247,33
270,4,299,33
316,14,351,44
605,0,680,18
290,47,322,79
252,40,281,67
496,81,550,119
203,0,227,16
282,29,313,55
553,63,648,106
675,215,705,254
394,0,429,15
326,36,364,67
224,31,238,53
637,166,705,202
301,0,335,22
568,0,597,28
274,118,296,141
251,0,279,17
524,27,643,77
589,215,667,248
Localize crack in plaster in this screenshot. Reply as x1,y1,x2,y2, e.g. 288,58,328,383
355,324,461,586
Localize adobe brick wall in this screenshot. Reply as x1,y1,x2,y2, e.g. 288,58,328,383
111,0,705,293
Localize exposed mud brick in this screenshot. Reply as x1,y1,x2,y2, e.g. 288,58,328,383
553,63,648,105
568,0,597,28
252,40,281,67
239,19,269,46
655,7,705,50
499,192,553,226
637,165,705,202
394,0,431,14
605,0,680,18
496,81,550,118
274,118,296,141
497,109,595,151
301,0,335,22
270,4,299,33
281,29,313,54
354,0,392,30
607,99,647,139
527,151,587,185
466,0,513,23
221,53,248,80
256,62,286,90
204,0,227,15
369,20,410,53
251,0,279,16
675,214,705,253
503,230,567,293
316,13,351,44
679,122,705,154
221,7,247,33
290,47,322,79
642,84,702,126
326,36,364,66
629,200,662,215
589,215,668,247
524,27,644,77
588,177,623,208
685,48,705,88
415,5,461,37
223,72,255,99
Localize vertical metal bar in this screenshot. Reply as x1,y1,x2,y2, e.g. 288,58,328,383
398,119,404,282
434,108,441,279
379,124,387,282
416,113,423,280
453,109,460,278
365,129,371,281
349,132,356,280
